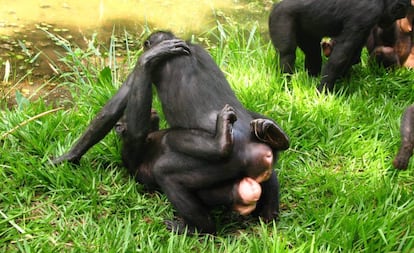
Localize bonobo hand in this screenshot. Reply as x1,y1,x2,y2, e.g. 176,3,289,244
250,118,289,150
233,177,262,216
139,39,191,69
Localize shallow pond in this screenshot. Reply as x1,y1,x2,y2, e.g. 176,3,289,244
0,0,271,108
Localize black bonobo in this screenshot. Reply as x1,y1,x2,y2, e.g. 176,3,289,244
115,105,281,233
54,31,289,234
268,0,411,92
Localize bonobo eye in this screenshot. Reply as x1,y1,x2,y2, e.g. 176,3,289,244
144,40,151,50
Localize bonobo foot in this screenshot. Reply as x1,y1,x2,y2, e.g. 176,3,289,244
52,153,80,165
164,217,213,235
250,119,289,150
393,145,413,170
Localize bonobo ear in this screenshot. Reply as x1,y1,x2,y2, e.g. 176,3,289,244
398,16,413,33
250,119,290,150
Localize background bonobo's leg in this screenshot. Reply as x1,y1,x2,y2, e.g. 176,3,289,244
394,105,414,170
298,35,323,76
269,12,297,74
53,39,189,165
164,104,237,160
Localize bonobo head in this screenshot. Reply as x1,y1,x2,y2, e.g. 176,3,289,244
144,31,177,50
379,0,411,28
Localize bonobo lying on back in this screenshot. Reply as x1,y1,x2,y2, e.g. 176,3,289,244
269,0,411,92
54,31,289,234
114,105,277,225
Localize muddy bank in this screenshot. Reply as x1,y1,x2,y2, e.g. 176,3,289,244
0,0,272,109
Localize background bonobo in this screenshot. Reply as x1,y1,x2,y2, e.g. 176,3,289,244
394,105,414,170
367,2,414,68
268,0,411,92
54,31,289,234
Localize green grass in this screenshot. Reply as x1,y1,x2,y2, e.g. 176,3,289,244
1,22,414,252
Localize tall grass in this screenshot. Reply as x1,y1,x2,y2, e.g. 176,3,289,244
1,22,414,252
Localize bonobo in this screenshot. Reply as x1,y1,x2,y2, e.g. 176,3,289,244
367,2,414,68
394,105,414,170
114,105,273,221
54,31,289,234
268,0,411,92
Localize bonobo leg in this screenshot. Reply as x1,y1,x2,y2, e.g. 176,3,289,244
298,35,323,76
394,105,414,170
53,39,189,165
52,80,130,165
163,104,237,160
269,11,297,74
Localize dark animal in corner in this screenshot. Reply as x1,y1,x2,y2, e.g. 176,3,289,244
53,31,289,234
268,0,411,92
367,3,414,68
394,105,414,170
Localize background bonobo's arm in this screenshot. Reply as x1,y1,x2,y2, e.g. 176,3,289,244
53,39,190,165
163,104,237,160
393,105,414,170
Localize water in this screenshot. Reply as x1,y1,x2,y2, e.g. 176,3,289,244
0,0,270,108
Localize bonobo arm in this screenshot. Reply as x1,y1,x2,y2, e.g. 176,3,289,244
163,104,237,160
393,105,414,170
53,39,190,164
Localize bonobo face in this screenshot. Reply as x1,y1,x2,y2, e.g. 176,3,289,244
144,31,177,50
